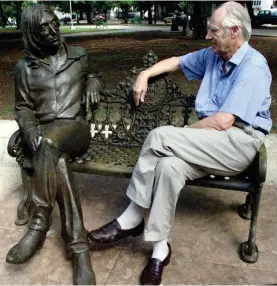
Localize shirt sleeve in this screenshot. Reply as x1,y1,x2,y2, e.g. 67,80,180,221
219,63,272,125
14,60,39,135
179,47,211,81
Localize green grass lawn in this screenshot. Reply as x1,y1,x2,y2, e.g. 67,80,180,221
0,27,19,33
0,26,121,34
59,26,120,34
0,105,14,119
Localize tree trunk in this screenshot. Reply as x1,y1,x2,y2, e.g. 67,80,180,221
123,8,128,24
139,2,143,20
15,2,22,30
76,10,80,24
103,9,108,21
245,1,256,27
0,2,6,28
147,2,152,24
79,10,84,20
85,2,92,24
192,1,208,40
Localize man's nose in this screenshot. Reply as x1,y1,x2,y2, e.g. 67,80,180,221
205,30,212,40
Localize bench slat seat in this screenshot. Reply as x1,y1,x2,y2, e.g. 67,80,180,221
71,144,265,193
71,144,139,177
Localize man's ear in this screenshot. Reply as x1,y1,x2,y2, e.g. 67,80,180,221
230,25,239,38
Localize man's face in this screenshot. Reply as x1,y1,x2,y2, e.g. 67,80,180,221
205,8,232,57
38,11,60,52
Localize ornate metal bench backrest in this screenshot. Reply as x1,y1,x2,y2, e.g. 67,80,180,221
88,51,195,148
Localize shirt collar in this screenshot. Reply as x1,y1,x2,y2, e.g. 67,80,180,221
27,42,85,68
228,41,249,66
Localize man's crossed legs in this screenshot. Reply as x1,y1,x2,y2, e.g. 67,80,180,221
89,125,264,285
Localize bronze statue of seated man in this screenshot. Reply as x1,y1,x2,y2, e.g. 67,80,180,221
6,4,104,285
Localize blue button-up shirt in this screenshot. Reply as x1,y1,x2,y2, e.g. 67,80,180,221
179,41,272,133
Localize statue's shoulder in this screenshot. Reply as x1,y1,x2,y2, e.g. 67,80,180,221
66,44,87,58
14,57,29,73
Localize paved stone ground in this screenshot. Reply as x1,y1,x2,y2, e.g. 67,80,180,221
0,120,276,285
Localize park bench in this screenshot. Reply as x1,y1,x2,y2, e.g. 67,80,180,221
7,51,267,265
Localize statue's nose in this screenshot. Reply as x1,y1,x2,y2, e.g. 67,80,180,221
49,24,57,34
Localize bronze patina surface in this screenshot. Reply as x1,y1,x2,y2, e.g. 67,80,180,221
5,4,106,285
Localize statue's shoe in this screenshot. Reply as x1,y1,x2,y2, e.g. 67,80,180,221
6,230,46,264
73,251,96,285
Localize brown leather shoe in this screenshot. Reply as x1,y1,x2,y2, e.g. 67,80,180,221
88,219,144,245
140,243,171,285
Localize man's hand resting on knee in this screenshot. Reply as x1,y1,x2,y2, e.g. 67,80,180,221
188,112,236,130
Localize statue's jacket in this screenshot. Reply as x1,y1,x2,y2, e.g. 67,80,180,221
14,43,102,137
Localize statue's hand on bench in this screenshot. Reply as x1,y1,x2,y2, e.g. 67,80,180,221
85,79,107,117
25,127,43,153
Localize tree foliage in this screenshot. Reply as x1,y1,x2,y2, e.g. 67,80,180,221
90,1,117,20
179,1,188,12
0,1,24,29
117,0,134,23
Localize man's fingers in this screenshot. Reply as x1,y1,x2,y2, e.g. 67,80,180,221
140,91,146,103
133,91,140,106
133,89,146,106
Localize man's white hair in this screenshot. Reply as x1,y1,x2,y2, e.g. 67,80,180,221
217,1,252,41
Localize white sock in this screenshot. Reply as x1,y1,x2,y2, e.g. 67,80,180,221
117,201,144,230
152,238,169,261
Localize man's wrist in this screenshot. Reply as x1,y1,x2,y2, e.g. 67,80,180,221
140,70,151,80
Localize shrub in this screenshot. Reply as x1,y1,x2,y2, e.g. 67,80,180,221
130,16,142,25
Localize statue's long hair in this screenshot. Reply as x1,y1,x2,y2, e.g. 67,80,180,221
21,4,61,59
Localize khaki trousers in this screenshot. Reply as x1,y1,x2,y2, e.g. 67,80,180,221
126,125,265,241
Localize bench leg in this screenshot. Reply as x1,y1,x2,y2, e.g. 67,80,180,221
15,168,34,226
239,186,262,263
238,193,252,219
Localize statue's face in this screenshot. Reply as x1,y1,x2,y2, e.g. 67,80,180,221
38,11,60,54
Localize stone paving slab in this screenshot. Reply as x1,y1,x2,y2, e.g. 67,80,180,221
0,120,276,284
0,174,276,285
0,167,21,201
